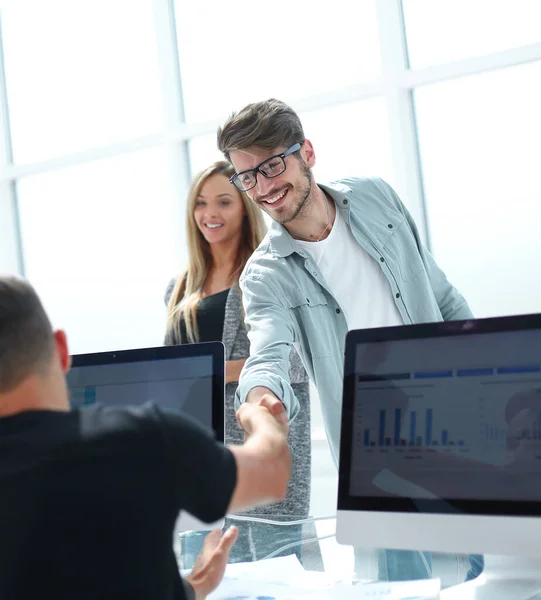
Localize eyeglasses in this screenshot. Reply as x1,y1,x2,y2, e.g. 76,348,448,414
229,142,304,192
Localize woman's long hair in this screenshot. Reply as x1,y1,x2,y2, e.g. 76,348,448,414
166,161,266,343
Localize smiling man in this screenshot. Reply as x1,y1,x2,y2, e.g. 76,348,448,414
217,98,480,582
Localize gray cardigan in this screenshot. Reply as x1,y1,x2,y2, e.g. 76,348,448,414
164,280,311,517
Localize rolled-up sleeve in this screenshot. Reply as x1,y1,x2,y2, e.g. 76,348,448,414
235,274,301,422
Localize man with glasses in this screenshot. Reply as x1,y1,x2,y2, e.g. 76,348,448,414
217,98,482,583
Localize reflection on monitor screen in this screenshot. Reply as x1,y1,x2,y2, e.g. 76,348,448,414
67,354,213,430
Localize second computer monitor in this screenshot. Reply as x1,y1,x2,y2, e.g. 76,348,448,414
337,314,541,558
67,341,225,532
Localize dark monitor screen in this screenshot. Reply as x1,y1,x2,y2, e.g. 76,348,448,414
338,314,541,517
67,342,224,441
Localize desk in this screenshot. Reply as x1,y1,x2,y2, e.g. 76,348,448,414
176,513,474,597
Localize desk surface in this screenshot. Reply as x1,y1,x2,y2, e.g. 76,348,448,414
176,512,473,594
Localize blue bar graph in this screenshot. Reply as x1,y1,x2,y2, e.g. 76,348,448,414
394,408,401,446
425,409,433,446
409,411,417,446
364,406,471,449
364,429,370,447
379,410,386,446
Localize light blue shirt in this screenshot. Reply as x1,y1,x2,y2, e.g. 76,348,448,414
236,177,473,465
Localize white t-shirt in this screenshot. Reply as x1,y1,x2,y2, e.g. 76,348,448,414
296,207,403,331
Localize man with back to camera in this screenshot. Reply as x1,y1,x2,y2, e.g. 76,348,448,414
217,98,483,582
0,275,291,600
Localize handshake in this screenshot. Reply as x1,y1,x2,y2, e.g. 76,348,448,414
236,389,289,433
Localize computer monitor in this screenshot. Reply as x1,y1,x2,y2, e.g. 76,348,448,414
67,342,225,532
337,315,541,599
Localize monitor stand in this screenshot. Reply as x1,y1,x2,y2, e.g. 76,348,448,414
441,555,541,600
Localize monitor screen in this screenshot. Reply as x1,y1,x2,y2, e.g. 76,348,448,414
66,343,224,441
339,315,541,517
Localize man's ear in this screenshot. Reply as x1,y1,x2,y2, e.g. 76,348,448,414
301,139,316,169
53,330,71,374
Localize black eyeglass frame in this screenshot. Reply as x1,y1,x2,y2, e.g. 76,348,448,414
229,141,304,192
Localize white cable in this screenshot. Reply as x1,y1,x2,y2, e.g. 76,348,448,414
419,551,432,578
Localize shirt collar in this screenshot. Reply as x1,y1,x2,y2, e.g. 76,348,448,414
266,180,354,258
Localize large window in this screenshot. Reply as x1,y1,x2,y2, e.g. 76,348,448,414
1,2,164,163
415,61,541,318
17,148,178,354
174,0,381,123
403,0,541,68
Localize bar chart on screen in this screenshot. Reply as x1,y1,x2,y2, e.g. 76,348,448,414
353,363,541,467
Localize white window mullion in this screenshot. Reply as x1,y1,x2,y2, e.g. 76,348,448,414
152,0,191,271
376,0,431,247
0,12,23,275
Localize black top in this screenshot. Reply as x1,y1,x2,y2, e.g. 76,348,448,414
0,403,236,600
179,288,230,344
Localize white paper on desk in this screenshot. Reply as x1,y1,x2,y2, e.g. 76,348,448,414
208,580,357,600
207,554,355,600
223,554,305,583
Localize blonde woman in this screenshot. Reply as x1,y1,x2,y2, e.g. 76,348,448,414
164,161,314,564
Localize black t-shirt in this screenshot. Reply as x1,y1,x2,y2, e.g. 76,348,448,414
179,288,230,343
0,402,236,600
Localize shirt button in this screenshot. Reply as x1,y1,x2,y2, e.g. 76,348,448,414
396,293,400,299
336,308,341,314
343,199,348,205
388,224,393,229
312,271,317,276
380,257,385,262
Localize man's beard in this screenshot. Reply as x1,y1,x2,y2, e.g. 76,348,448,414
274,163,313,225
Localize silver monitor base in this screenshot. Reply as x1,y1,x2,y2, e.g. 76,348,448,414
441,555,541,600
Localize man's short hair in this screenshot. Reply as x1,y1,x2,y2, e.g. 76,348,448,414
217,98,305,163
0,276,55,392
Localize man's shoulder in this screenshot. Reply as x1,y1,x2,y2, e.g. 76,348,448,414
324,176,405,219
240,230,287,280
325,176,394,200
